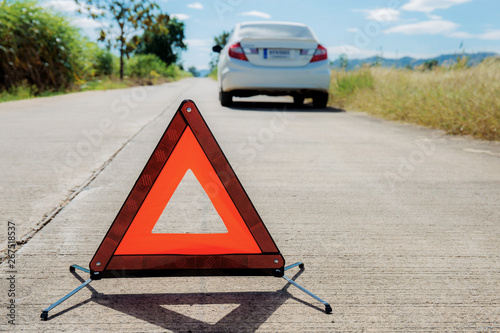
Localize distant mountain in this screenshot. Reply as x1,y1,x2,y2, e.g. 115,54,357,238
330,52,498,70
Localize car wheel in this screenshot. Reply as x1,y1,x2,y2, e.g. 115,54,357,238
293,95,305,106
220,91,233,107
313,92,329,109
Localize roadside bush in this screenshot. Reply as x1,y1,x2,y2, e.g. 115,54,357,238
94,49,114,77
125,54,191,80
0,0,84,92
126,54,169,78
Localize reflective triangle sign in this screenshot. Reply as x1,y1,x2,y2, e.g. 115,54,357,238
90,100,285,279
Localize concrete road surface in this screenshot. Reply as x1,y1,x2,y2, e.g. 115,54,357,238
1,78,499,332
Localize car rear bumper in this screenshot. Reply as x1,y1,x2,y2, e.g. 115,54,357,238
220,59,331,95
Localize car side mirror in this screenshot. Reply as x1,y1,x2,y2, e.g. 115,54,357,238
212,45,222,53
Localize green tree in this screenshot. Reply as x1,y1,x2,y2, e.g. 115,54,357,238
338,53,349,70
422,59,439,71
187,66,199,77
135,18,186,66
0,0,84,91
75,0,169,80
95,48,114,76
209,30,230,70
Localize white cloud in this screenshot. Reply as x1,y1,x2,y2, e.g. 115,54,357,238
42,0,103,15
239,11,271,19
327,45,393,59
448,31,475,39
384,20,459,35
42,0,78,12
185,39,212,53
185,39,211,48
365,8,400,22
449,30,500,40
171,13,190,20
187,2,203,10
328,45,434,60
402,0,473,13
384,16,500,41
71,17,104,29
479,30,500,40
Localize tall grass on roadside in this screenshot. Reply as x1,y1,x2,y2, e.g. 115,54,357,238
329,58,500,141
334,68,374,99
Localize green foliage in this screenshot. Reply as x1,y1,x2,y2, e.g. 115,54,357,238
125,53,189,80
126,54,167,78
164,63,192,79
0,82,36,102
422,59,439,71
0,1,189,100
79,77,131,91
136,18,186,66
209,30,230,70
208,66,217,80
187,66,199,77
76,39,115,79
338,53,348,70
214,30,230,49
95,49,114,76
76,0,170,79
0,0,84,92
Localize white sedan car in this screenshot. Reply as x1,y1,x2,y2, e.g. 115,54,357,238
212,21,331,108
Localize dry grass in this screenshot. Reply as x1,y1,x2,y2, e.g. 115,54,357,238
329,57,500,141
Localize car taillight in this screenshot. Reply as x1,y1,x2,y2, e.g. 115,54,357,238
228,43,248,61
310,44,328,63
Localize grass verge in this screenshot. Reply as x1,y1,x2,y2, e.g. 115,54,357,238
0,72,191,103
329,57,500,141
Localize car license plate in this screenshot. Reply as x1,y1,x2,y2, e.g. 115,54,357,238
264,49,291,59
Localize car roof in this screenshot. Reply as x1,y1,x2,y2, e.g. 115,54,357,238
233,21,317,40
237,21,309,29
239,21,307,27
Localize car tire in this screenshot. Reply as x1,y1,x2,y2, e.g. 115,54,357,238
313,92,329,109
220,91,233,107
293,95,305,106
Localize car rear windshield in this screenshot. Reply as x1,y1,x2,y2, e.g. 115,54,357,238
238,24,314,39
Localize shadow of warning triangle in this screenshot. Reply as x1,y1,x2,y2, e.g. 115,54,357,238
93,291,289,332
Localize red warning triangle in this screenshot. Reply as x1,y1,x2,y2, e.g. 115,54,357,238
90,100,284,278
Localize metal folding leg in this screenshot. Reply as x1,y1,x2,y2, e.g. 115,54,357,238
283,262,332,314
69,264,90,273
40,265,92,321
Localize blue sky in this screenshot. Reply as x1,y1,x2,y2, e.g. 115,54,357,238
43,0,500,70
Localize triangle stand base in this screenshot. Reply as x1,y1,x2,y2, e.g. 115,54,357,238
283,262,332,314
40,265,93,320
40,262,331,320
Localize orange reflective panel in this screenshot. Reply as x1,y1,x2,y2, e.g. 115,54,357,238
115,127,262,255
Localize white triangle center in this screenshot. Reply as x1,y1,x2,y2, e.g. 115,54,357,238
152,169,228,234
160,304,240,325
